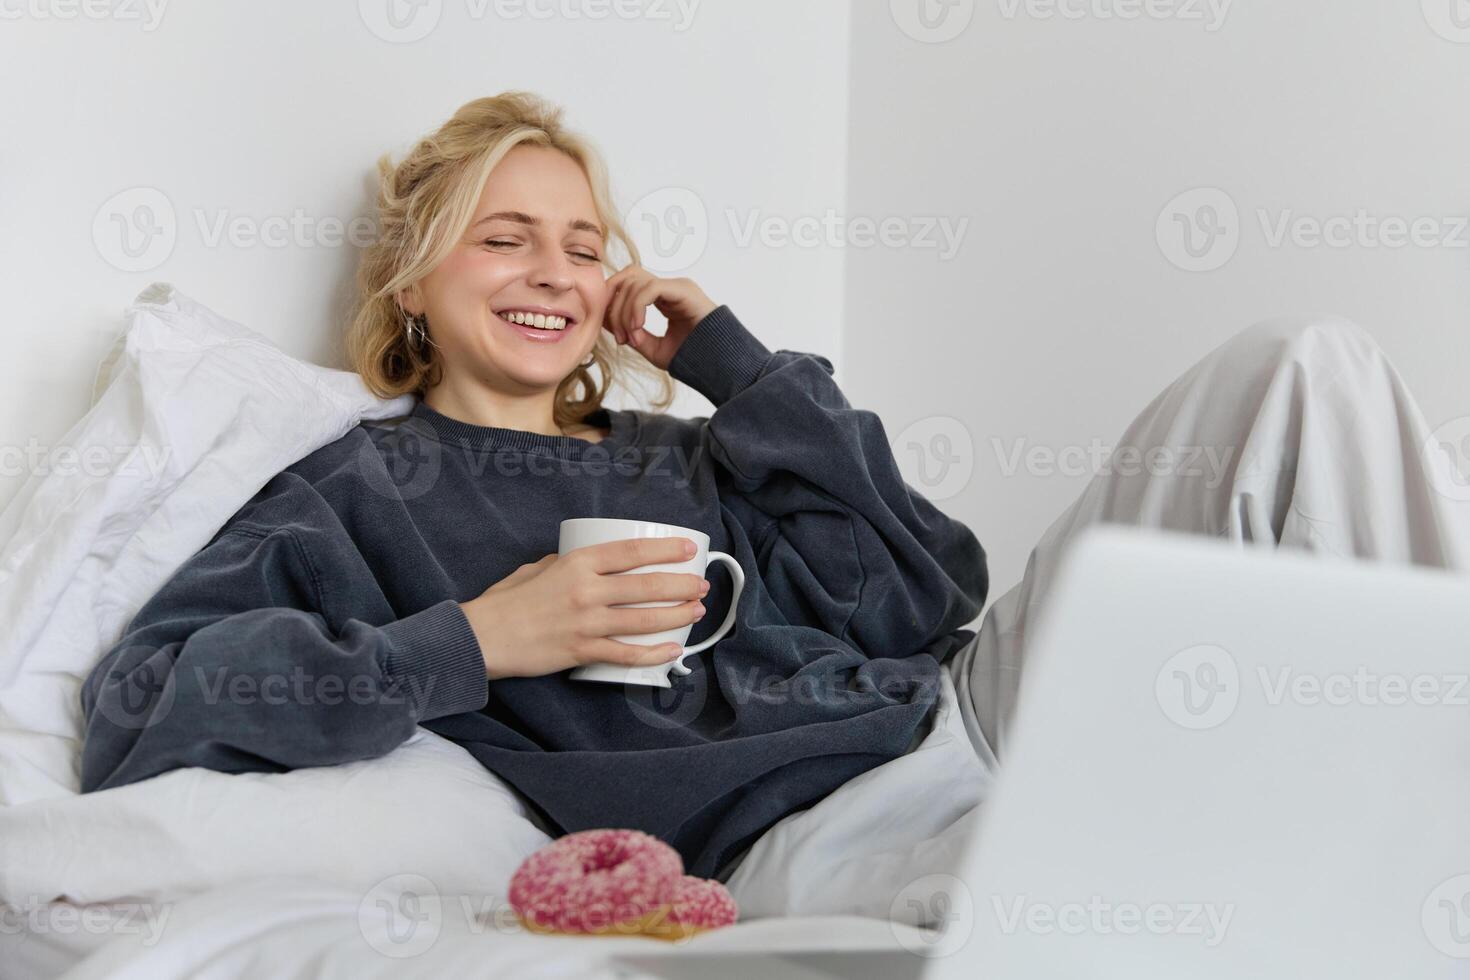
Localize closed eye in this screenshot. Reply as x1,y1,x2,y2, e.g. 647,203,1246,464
483,238,599,262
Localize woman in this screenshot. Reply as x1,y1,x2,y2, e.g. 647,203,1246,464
79,91,1470,897
78,91,989,884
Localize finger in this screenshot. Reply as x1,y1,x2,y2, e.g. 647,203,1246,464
521,553,557,578
604,267,642,341
599,570,708,605
617,269,652,342
586,536,696,574
602,278,628,345
600,599,706,640
499,554,554,586
636,277,683,333
602,264,634,295
591,638,685,667
628,279,665,336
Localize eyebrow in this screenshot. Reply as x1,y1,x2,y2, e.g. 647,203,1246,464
471,210,605,237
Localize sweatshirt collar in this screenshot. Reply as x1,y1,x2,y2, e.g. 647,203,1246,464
409,398,634,459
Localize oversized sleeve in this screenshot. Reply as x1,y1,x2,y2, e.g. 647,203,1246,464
78,469,489,793
668,305,989,657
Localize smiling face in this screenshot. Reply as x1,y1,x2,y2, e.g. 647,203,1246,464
401,144,610,396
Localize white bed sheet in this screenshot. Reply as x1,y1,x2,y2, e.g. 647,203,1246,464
1,879,938,980
0,286,991,979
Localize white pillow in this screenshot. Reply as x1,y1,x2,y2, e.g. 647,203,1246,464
0,283,415,804
0,284,555,905
0,728,552,904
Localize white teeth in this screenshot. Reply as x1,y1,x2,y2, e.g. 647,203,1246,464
502,311,567,330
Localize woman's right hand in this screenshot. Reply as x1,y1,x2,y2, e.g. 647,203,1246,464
458,537,711,681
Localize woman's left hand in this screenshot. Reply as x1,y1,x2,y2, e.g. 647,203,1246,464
602,266,718,372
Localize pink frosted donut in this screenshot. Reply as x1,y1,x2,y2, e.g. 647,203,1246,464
641,875,740,940
509,828,684,937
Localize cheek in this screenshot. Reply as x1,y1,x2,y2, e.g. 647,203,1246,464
439,250,520,298
583,272,613,316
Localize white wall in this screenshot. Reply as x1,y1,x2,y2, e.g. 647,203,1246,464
7,1,1466,627
0,0,849,505
846,0,1470,613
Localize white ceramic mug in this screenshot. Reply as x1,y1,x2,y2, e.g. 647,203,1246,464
559,517,745,688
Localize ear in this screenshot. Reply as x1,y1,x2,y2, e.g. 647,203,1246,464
395,287,422,317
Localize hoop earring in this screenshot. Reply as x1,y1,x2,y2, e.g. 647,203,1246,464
401,308,440,352
580,352,595,368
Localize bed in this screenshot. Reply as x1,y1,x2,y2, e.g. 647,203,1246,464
0,286,985,979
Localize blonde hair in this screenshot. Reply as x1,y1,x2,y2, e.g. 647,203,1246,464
345,91,674,428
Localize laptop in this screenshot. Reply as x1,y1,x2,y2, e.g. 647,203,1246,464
613,523,1470,979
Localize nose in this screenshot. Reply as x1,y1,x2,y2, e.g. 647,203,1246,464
527,243,574,292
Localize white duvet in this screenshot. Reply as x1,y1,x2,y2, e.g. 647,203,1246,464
0,286,982,978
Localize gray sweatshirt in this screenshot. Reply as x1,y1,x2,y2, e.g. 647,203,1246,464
79,304,989,880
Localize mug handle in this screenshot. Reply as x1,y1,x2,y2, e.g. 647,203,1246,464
669,551,745,675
